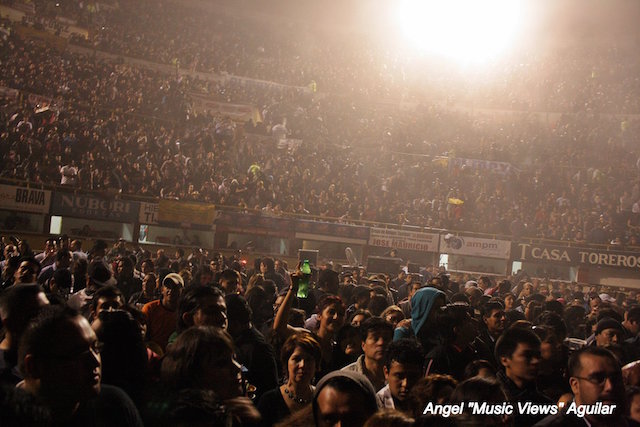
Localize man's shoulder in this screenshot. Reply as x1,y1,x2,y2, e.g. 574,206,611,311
73,384,143,427
341,355,364,373
533,412,588,427
142,299,161,312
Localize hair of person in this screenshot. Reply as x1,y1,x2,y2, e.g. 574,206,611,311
51,268,73,290
160,326,235,390
406,374,458,418
359,317,394,343
434,305,474,343
280,332,322,377
141,258,154,270
160,389,227,427
318,269,339,292
463,359,496,379
225,294,251,325
368,295,389,316
259,279,277,301
626,385,640,411
90,285,123,312
261,257,275,271
219,269,238,283
536,311,567,339
567,346,620,378
348,309,371,324
18,256,41,275
363,409,415,427
383,338,424,370
627,305,640,324
543,300,564,316
18,305,80,376
353,285,371,301
289,308,306,328
318,295,345,314
0,284,44,323
55,250,71,263
597,307,623,323
244,285,267,312
450,377,505,404
450,292,471,305
380,305,404,320
494,327,541,361
497,280,512,294
176,286,224,333
481,299,504,319
197,265,213,278
93,309,147,398
504,309,526,329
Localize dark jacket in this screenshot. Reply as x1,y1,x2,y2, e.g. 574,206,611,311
497,370,552,427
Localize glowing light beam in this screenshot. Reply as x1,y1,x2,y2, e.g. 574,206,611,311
396,0,526,64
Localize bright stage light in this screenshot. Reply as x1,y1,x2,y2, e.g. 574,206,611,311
396,0,525,64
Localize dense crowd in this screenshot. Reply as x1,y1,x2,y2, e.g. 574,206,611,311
37,0,640,114
3,236,640,426
2,16,640,244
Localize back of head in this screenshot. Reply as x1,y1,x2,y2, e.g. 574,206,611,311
161,326,234,390
18,305,79,377
177,286,223,333
93,309,147,393
225,294,251,326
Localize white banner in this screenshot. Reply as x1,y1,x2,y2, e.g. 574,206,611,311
0,184,51,214
439,234,511,259
369,228,439,253
139,202,159,225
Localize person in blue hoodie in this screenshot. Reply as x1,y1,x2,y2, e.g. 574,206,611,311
393,287,446,354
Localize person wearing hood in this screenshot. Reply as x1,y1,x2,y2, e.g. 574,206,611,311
392,287,446,354
313,371,379,427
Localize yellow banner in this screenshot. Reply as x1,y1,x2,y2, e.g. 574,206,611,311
158,199,216,226
14,25,67,51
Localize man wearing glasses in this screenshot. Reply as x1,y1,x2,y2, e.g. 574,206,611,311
18,306,142,426
534,347,627,426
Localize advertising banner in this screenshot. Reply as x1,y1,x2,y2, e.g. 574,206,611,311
449,157,517,175
215,211,295,237
158,199,215,227
139,202,159,225
52,193,139,222
369,227,439,253
0,184,51,214
295,220,370,243
513,242,640,271
439,234,511,259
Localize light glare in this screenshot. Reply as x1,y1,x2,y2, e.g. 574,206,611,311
397,0,524,64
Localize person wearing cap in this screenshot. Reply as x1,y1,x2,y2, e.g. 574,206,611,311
142,273,184,352
313,371,379,427
594,318,624,348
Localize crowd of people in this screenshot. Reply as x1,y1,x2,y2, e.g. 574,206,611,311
18,0,640,114
3,236,640,426
1,11,640,245
2,0,640,426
